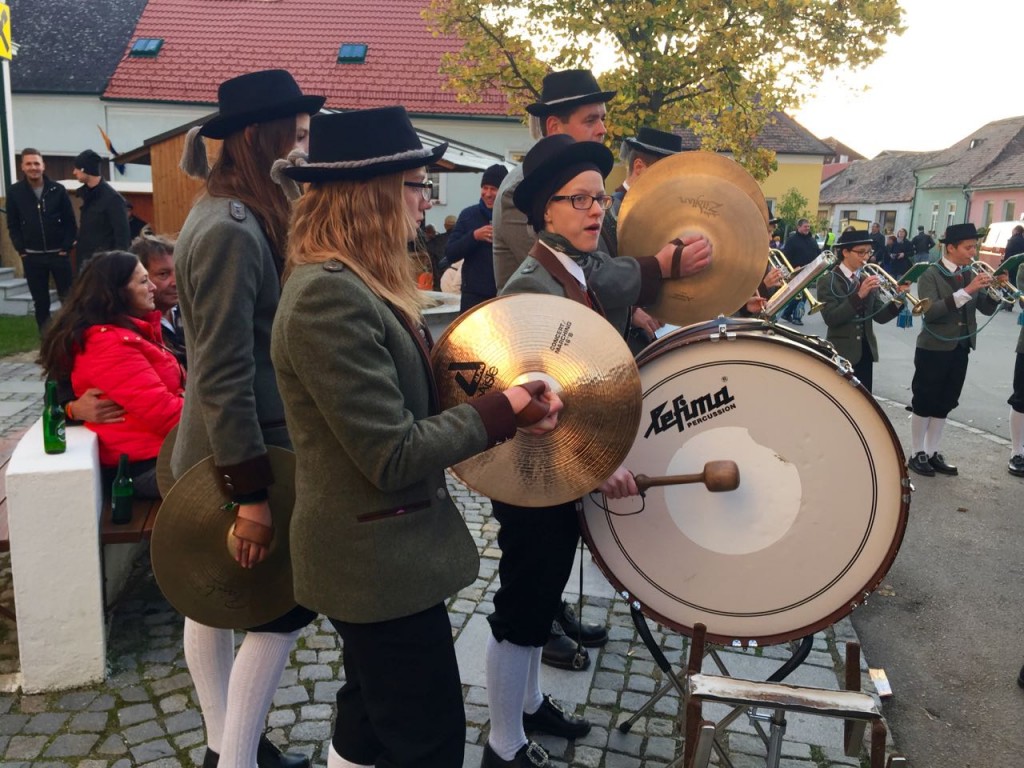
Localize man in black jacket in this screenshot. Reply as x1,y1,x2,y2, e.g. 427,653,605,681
446,163,509,312
72,149,130,272
5,148,77,329
780,218,820,325
911,225,935,263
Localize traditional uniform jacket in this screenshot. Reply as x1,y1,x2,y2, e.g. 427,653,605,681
915,262,999,352
272,261,517,623
816,268,900,365
1016,263,1024,355
500,242,660,336
171,197,287,497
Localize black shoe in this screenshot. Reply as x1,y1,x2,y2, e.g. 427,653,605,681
791,318,804,326
1009,455,1024,477
554,601,608,648
907,452,935,477
204,737,310,768
928,453,958,476
523,694,592,739
541,622,590,671
481,741,550,768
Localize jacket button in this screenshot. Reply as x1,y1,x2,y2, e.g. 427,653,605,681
436,488,447,500
224,483,235,493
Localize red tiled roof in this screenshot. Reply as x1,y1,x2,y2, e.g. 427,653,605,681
104,0,512,118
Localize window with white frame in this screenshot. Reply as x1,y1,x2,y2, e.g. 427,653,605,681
946,202,956,228
930,203,939,232
1005,201,1017,221
427,171,446,206
983,201,994,226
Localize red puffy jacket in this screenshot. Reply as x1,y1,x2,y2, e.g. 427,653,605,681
71,311,185,466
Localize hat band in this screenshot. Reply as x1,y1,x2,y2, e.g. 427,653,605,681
292,146,435,171
539,91,606,107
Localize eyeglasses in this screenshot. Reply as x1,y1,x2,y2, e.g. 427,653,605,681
849,248,873,257
549,194,614,211
403,180,434,201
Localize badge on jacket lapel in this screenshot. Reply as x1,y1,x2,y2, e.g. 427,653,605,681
229,201,247,222
323,259,345,273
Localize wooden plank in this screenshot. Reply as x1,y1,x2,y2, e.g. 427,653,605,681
99,498,159,544
141,500,161,541
0,455,10,553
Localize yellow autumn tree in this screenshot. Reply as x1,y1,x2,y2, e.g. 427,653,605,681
425,0,904,179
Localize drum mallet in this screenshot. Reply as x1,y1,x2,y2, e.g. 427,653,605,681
634,460,740,493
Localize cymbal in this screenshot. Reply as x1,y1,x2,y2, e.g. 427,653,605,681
155,424,178,498
619,169,769,327
150,446,298,629
432,293,641,507
628,150,770,225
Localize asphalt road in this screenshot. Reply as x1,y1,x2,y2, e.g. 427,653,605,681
786,306,1024,767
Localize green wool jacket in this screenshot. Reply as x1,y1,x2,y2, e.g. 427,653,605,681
272,261,514,623
171,196,288,494
815,268,900,366
915,263,999,352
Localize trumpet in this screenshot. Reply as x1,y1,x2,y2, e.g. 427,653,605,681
968,260,1024,309
859,263,931,315
767,249,824,315
763,250,837,319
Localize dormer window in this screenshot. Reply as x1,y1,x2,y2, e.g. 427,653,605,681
337,43,368,64
130,38,164,57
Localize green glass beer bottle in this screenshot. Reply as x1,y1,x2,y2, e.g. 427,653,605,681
111,453,134,525
42,380,66,454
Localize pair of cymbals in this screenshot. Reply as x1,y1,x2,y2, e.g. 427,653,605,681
618,151,770,327
150,444,298,629
432,293,641,507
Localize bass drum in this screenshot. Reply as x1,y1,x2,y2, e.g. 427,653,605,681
581,318,910,646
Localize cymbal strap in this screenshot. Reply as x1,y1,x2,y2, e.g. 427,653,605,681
670,238,684,279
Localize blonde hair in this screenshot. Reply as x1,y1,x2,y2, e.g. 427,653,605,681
285,173,426,325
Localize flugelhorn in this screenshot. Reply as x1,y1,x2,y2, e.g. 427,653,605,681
765,249,827,315
968,260,1024,309
860,263,931,315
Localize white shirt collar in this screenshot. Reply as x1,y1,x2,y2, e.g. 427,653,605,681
940,256,959,273
539,241,586,289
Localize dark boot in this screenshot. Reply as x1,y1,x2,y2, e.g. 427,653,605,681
554,601,608,648
204,735,311,768
540,620,589,671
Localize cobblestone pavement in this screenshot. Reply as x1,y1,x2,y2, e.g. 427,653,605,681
0,355,894,767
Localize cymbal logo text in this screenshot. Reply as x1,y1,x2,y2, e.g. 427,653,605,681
643,385,736,438
448,361,497,397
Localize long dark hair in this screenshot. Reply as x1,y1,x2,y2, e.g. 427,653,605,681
206,115,297,268
38,251,141,381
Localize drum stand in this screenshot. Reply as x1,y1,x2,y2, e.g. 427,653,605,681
619,609,905,768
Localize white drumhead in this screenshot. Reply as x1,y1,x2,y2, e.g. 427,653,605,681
582,326,908,645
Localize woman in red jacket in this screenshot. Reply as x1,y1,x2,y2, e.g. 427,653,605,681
39,250,184,497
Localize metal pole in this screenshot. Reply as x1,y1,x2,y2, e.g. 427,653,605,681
0,58,14,190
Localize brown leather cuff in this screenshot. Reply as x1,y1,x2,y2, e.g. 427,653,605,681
514,381,550,427
634,256,663,306
468,392,517,448
215,453,275,498
232,517,274,547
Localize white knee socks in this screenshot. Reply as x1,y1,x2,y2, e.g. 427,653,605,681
1011,410,1024,456
924,417,946,456
523,646,544,716
219,629,302,768
327,742,373,768
184,619,235,754
911,414,930,456
485,635,531,760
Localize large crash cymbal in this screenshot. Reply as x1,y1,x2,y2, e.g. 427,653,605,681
150,446,298,629
628,150,770,225
432,293,641,507
619,168,768,327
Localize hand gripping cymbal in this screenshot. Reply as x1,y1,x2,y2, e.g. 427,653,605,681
618,151,770,327
431,293,642,507
150,446,298,629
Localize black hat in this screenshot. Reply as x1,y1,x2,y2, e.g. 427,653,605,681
74,149,103,176
280,107,447,183
481,163,509,188
513,135,614,231
833,229,874,251
199,69,326,139
624,127,683,157
525,70,616,117
939,222,980,244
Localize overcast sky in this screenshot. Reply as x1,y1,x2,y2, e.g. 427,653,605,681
791,0,1022,158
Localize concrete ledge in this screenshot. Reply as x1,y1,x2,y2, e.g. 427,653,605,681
7,418,106,692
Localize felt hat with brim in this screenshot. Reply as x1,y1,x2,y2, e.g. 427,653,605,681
939,222,980,244
198,69,326,139
625,127,683,157
512,135,614,225
281,107,447,183
526,70,617,117
834,229,874,251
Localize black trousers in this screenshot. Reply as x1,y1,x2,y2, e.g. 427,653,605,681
911,345,970,418
21,252,72,330
487,499,580,647
852,336,874,393
459,290,494,314
328,604,464,768
1008,352,1024,414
